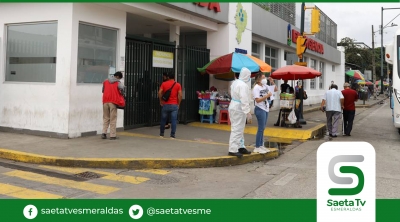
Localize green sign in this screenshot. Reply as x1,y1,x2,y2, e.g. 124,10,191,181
0,199,399,221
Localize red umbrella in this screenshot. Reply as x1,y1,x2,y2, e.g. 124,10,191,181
270,65,321,80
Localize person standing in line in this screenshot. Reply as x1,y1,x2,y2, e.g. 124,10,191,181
267,76,278,109
320,84,344,138
274,80,291,126
228,67,253,158
252,73,273,154
101,71,125,140
341,82,358,136
159,72,182,139
293,81,304,128
162,72,171,129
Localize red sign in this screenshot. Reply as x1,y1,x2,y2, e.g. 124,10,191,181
292,29,324,54
193,3,221,13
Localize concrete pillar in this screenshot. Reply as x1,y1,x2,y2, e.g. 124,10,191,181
169,24,180,46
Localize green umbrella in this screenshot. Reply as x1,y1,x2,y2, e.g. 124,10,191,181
345,70,365,80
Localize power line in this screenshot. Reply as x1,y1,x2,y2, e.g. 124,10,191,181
384,12,400,29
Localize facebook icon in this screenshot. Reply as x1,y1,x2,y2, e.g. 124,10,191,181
23,205,38,219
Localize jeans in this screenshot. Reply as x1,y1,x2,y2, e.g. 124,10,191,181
160,104,178,137
254,106,269,147
343,110,355,135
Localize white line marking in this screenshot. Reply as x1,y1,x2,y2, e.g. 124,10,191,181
273,173,297,186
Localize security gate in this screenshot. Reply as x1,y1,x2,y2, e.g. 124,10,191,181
177,46,210,124
124,36,210,129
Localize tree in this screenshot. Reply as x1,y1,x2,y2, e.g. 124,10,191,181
339,37,392,81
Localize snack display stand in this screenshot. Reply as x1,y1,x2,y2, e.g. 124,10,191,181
197,89,230,124
278,93,295,127
199,98,215,123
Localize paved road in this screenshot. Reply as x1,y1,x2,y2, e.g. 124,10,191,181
0,100,399,199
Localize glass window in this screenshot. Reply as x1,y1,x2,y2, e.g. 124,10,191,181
310,59,316,89
332,64,335,72
252,42,260,58
271,48,276,57
270,59,276,68
265,46,278,74
265,46,271,57
319,62,325,89
77,23,117,83
252,43,259,54
6,22,58,82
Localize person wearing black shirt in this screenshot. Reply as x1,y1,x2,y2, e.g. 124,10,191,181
280,80,290,93
274,80,291,127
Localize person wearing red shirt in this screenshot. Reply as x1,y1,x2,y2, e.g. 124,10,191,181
102,72,125,140
158,72,182,139
341,82,358,136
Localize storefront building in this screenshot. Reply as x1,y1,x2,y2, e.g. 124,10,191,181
0,3,343,138
250,4,344,110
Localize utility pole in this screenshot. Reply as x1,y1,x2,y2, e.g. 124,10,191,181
372,25,376,100
381,7,384,94
296,3,320,125
298,2,306,125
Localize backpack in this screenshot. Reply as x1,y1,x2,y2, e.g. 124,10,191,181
162,82,176,102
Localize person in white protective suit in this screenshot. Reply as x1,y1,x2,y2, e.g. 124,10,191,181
228,67,253,158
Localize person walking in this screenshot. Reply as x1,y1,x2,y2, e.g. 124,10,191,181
341,82,358,136
252,73,272,154
320,84,344,137
159,72,182,139
101,71,125,140
228,67,253,158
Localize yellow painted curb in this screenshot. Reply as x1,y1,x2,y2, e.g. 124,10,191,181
0,148,279,170
188,122,326,140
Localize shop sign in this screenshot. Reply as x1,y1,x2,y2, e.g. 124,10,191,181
193,3,221,13
235,48,247,54
291,29,324,55
153,50,173,68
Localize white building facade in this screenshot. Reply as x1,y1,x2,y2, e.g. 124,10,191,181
0,3,344,138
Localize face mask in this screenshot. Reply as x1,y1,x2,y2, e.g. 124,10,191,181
261,79,267,85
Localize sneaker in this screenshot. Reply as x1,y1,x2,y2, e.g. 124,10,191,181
260,146,271,153
228,152,243,158
253,147,268,154
101,133,107,139
238,148,251,154
170,137,175,139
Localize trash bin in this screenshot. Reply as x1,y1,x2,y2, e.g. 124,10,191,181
362,92,368,100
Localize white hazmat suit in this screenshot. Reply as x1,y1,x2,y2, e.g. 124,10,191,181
228,67,252,154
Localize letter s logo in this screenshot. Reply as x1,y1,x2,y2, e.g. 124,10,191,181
328,155,364,195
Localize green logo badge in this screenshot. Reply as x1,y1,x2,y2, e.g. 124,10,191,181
235,3,247,44
328,155,365,195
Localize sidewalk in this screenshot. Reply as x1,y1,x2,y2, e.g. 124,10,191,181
0,95,386,170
